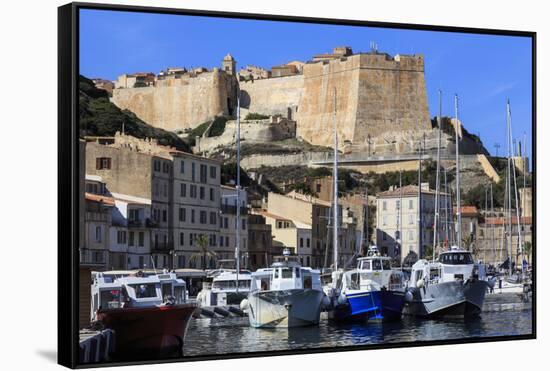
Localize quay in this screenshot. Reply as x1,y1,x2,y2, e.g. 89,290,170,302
79,329,115,364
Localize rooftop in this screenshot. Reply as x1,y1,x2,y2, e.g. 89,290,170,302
85,193,115,206
377,184,448,198
484,216,532,226
454,206,478,217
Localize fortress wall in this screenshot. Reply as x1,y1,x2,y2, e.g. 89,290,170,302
297,56,361,147
239,74,304,116
353,54,431,144
112,71,236,132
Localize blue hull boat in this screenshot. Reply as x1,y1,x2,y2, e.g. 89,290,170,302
329,289,405,322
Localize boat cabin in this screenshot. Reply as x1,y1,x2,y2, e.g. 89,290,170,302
250,262,322,292
90,271,187,322
197,270,252,307
437,246,485,282
356,256,405,291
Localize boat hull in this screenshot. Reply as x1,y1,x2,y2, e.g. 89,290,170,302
403,280,466,317
96,303,197,357
329,290,405,322
464,279,489,316
247,289,324,328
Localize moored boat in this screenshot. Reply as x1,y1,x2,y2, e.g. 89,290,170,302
242,251,326,328
91,270,197,357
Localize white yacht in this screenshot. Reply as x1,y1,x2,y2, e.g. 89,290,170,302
197,270,252,307
241,251,326,328
404,247,490,316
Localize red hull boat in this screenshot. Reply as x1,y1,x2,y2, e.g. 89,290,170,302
97,303,197,356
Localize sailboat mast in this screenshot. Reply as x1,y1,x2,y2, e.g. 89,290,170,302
506,100,513,277
432,90,442,261
364,184,369,251
490,183,495,263
508,102,524,274
333,88,339,271
399,171,402,261
444,168,449,247
235,95,241,291
417,137,422,258
454,94,462,248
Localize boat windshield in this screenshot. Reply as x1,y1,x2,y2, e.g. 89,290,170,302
174,286,185,304
129,284,158,298
439,253,474,265
100,289,123,309
212,280,250,290
372,259,382,270
382,260,391,270
281,268,293,279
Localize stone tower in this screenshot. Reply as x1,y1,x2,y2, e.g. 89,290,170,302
222,53,236,76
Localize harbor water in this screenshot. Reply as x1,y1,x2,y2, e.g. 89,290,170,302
183,294,532,357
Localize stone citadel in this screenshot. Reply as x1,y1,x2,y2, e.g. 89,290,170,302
111,47,437,152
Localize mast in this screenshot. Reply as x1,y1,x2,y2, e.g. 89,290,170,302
235,95,241,291
417,137,422,258
508,101,524,274
364,184,369,252
444,168,449,247
454,94,462,248
398,170,402,262
432,89,442,261
490,183,495,263
506,100,513,277
332,88,339,271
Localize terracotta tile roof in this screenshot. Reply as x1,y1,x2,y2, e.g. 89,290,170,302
284,190,332,207
454,206,478,216
377,185,446,198
257,210,290,221
485,216,532,225
85,193,115,206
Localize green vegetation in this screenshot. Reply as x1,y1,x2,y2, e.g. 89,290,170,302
183,116,228,146
209,116,228,137
79,75,190,152
245,112,269,120
133,81,148,88
431,116,483,144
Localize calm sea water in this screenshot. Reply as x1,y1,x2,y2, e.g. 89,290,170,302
183,294,532,357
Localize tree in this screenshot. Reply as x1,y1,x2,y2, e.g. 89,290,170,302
422,245,434,259
190,234,217,270
523,241,532,264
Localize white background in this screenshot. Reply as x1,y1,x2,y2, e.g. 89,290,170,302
0,0,546,369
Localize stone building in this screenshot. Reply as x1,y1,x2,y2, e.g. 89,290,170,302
453,206,479,248
266,191,356,269
476,216,533,265
218,185,248,268
171,152,222,269
85,133,222,269
519,187,533,218
258,210,313,267
222,53,237,76
376,184,452,263
239,65,271,81
247,214,278,270
83,191,113,269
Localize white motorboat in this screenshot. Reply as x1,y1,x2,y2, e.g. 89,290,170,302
197,269,252,307
242,251,326,328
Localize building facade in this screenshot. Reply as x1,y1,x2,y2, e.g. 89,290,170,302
376,184,452,263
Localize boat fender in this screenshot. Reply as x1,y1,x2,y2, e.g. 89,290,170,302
240,298,249,312
321,295,331,309
337,293,348,306
416,279,425,289
404,290,414,303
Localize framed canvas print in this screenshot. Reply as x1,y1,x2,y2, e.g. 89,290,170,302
58,2,536,368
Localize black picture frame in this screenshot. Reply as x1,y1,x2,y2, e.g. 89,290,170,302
58,2,536,368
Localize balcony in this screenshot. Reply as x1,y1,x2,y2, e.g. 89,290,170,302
80,248,106,266
146,218,159,228
220,205,248,215
151,241,174,252
128,219,144,228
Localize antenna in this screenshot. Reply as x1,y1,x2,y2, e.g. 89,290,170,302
494,143,501,157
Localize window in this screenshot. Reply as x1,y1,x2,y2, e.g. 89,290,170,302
242,218,246,230
179,232,184,246
408,230,414,241
163,183,167,197
200,210,207,224
219,236,224,246
224,217,228,229
200,164,207,183
408,214,414,225
190,185,197,198
128,231,134,247
396,200,401,210
180,160,185,174
210,166,216,179
138,232,144,247
178,255,185,268
306,238,310,248
200,186,205,200
316,184,321,193
189,233,194,246
409,199,414,210
153,160,160,172
382,232,387,241
300,238,304,248
179,208,186,222
95,226,102,242
129,209,139,221
191,162,196,181
96,157,111,170
180,183,186,197
382,201,387,211
281,268,293,278
117,230,127,244
162,210,167,222
209,188,214,201
139,256,144,268
382,216,387,226
225,236,229,247
210,212,217,225
191,209,195,223
162,162,170,173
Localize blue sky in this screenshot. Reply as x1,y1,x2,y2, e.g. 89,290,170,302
80,9,533,159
